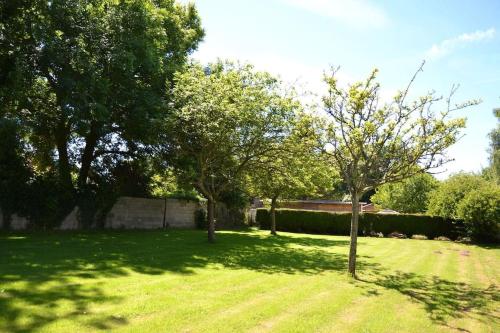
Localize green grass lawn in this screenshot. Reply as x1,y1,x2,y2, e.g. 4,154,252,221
1,230,498,333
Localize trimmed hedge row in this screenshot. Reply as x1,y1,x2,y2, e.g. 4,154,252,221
256,208,464,239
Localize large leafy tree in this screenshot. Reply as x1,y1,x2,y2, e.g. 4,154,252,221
321,64,475,277
427,172,488,219
165,61,298,242
248,113,338,235
1,0,204,194
371,173,438,213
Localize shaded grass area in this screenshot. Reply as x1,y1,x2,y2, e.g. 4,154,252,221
0,230,498,332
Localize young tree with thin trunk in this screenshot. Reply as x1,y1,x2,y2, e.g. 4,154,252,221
165,61,299,242
248,113,338,235
321,63,477,277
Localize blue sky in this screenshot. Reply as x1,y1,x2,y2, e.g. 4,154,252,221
186,0,500,179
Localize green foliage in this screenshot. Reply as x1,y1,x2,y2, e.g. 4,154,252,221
79,159,157,228
1,0,204,227
248,113,340,202
165,61,300,240
427,172,487,219
322,65,471,198
256,208,462,239
321,64,474,274
0,119,32,221
257,209,353,235
485,108,500,184
149,168,202,202
456,185,500,242
166,61,299,201
362,213,462,240
1,0,204,205
371,173,438,213
23,172,75,229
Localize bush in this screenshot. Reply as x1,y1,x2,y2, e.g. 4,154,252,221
256,208,462,239
257,209,355,235
456,185,500,242
427,173,487,219
362,213,461,240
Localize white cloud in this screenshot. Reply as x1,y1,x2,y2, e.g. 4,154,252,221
280,0,388,28
426,28,496,60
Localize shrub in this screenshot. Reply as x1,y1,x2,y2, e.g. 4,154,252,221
362,213,461,240
257,209,357,235
256,208,462,239
456,185,500,242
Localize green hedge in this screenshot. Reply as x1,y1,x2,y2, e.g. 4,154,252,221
256,209,463,239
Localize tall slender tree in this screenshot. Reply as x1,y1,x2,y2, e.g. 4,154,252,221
321,63,477,277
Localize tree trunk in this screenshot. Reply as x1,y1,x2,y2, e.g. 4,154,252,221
348,192,360,278
78,126,99,189
207,197,216,243
55,123,73,191
270,196,278,235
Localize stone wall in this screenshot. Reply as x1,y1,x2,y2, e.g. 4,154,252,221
0,212,29,230
1,197,201,230
105,197,199,229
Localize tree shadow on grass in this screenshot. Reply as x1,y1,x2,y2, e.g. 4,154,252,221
0,283,125,333
354,271,499,332
0,230,376,332
3,230,496,332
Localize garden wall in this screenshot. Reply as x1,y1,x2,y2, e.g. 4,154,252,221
105,197,199,229
0,213,29,230
2,197,201,230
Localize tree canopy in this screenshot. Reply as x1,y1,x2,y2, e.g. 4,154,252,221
371,173,438,213
1,0,204,226
164,61,299,241
1,0,204,191
321,64,474,276
247,113,338,234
